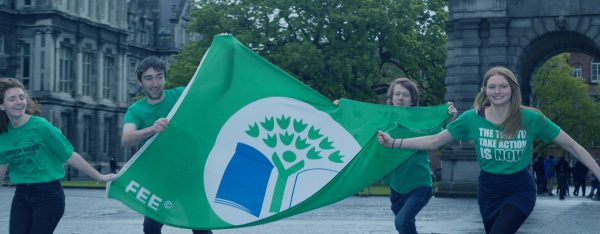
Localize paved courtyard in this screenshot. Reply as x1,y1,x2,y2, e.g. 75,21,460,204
1,187,599,233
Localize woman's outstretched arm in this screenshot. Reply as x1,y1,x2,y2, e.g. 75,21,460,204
377,129,455,151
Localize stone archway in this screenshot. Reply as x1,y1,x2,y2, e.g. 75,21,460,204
439,0,600,196
518,31,600,104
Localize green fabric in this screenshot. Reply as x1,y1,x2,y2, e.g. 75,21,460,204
447,108,560,174
0,116,74,184
107,35,451,230
124,87,185,130
382,150,432,194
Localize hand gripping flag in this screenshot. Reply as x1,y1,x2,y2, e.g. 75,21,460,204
107,34,451,229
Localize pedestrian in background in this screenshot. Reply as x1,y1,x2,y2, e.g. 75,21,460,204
544,155,556,196
533,154,547,195
555,156,570,200
0,77,116,234
572,160,588,196
109,157,118,174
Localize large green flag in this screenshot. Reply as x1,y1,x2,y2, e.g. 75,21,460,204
107,34,450,229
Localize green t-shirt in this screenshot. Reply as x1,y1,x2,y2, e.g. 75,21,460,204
124,87,184,143
447,108,560,174
382,150,432,193
0,116,74,184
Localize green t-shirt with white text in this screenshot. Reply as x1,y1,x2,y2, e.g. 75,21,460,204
447,108,560,174
123,87,184,144
0,116,74,184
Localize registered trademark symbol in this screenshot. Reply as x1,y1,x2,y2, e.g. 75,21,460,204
164,201,173,209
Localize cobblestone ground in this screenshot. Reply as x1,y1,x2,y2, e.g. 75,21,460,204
1,187,599,233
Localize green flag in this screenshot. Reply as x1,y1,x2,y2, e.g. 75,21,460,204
107,34,450,229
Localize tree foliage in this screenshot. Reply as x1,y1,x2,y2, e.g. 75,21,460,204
532,53,600,149
168,0,448,104
166,42,207,88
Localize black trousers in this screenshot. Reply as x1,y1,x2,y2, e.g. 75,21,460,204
143,216,212,234
557,173,568,199
10,180,65,234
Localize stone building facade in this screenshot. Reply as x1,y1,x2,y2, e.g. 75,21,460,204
0,0,195,175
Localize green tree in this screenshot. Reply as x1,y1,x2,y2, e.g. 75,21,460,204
532,53,600,151
166,42,207,89
169,0,448,104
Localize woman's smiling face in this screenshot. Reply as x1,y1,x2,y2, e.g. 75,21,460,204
1,87,27,118
485,74,512,106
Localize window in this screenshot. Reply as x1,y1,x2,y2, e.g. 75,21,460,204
0,33,5,54
141,30,147,45
82,115,92,154
128,59,138,99
103,56,115,99
21,43,31,89
107,0,113,23
40,51,45,69
592,59,600,83
82,0,91,17
572,64,582,78
60,112,72,138
59,47,73,93
24,0,31,6
56,0,67,11
102,1,110,23
82,52,95,96
103,117,114,154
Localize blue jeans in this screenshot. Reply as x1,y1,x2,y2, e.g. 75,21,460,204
389,186,433,234
10,180,65,234
144,217,212,234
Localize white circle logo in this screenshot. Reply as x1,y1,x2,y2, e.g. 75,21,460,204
204,97,360,225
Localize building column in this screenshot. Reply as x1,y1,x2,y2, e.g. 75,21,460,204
97,44,105,99
438,18,484,197
32,29,42,91
42,28,56,91
74,38,84,98
117,47,126,103
50,31,61,92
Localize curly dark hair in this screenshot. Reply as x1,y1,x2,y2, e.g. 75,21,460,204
135,56,167,82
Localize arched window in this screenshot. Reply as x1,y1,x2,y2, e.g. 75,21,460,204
572,64,582,78
592,58,600,83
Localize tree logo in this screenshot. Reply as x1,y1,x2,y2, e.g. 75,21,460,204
204,97,360,225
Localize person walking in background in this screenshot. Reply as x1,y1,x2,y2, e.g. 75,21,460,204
0,77,116,234
533,154,547,195
121,56,212,234
555,156,571,200
588,157,600,199
544,155,556,196
109,157,117,174
377,66,600,233
572,160,588,196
